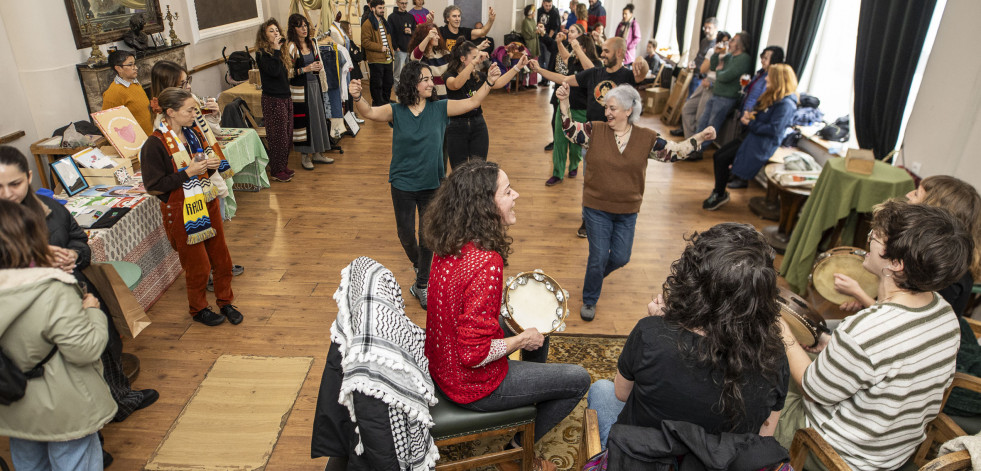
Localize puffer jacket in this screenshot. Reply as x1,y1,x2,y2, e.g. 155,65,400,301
0,268,116,441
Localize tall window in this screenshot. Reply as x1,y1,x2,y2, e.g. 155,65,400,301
797,0,860,122
716,0,742,35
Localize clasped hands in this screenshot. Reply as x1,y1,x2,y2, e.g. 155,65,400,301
48,246,78,273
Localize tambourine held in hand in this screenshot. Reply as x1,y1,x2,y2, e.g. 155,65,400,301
502,269,569,335
777,287,829,348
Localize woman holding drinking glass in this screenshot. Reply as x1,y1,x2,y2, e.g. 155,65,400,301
286,13,336,171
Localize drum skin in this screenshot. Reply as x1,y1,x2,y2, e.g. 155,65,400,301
502,270,570,335
777,287,827,348
810,246,879,305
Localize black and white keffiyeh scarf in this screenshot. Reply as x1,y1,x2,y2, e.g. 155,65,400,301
331,257,439,471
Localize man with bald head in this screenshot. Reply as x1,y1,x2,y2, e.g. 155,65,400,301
532,37,648,122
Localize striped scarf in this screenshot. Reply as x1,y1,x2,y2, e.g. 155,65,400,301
156,120,223,245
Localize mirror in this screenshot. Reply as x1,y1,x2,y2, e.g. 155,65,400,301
65,0,164,49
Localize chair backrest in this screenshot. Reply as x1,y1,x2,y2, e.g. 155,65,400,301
919,449,971,471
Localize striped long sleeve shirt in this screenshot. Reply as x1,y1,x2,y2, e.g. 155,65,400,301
803,294,960,470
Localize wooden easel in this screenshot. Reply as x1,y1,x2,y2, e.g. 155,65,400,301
661,67,691,126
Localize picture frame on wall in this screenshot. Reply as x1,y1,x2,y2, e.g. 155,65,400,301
184,0,264,43
50,156,90,196
63,0,164,49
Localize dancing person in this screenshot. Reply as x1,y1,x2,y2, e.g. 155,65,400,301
409,24,451,99
536,0,562,86
444,41,528,168
0,146,158,424
703,63,798,210
556,82,714,321
349,60,501,310
255,18,295,182
422,160,590,471
546,25,597,186
774,200,971,470
588,223,789,448
142,88,243,327
285,14,335,170
439,5,494,52
102,50,153,135
362,0,396,106
615,4,640,65
0,200,116,471
410,0,431,24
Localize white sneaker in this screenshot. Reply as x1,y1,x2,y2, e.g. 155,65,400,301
312,153,334,164
300,154,314,170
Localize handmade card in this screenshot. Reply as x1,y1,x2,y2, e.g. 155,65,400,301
91,106,149,161
50,156,89,196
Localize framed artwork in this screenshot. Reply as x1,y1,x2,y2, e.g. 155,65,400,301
64,0,164,49
184,0,263,43
51,156,90,196
91,106,149,161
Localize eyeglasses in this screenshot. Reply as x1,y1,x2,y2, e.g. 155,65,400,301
867,230,883,246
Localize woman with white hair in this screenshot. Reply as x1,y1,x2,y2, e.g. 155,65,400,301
556,83,716,321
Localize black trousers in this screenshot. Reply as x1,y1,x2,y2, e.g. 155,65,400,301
390,185,436,288
445,115,489,169
711,135,745,194
368,62,394,106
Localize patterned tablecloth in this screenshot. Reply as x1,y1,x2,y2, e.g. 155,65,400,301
69,195,181,311
219,128,270,219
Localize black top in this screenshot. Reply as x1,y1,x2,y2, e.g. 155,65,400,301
444,69,484,118
554,42,588,110
575,65,636,122
388,10,416,52
37,194,92,287
439,26,473,53
256,49,290,98
537,6,562,36
617,316,789,435
939,272,974,317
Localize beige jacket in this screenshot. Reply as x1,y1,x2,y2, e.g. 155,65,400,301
0,268,116,441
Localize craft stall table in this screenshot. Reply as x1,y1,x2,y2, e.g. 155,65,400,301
30,136,109,190
218,128,270,219
779,158,915,294
66,194,181,311
218,82,264,118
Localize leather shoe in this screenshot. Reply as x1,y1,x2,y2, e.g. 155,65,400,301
193,307,225,326
669,128,684,137
544,142,554,151
221,304,244,325
136,389,159,410
103,449,113,469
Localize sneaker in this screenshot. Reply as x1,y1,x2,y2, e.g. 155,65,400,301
232,265,245,276
545,176,562,186
286,168,296,176
568,169,578,178
301,154,314,170
270,171,293,182
220,304,244,325
544,142,554,151
409,283,427,310
580,304,596,321
727,177,749,189
702,191,730,211
669,128,684,137
193,307,226,326
354,116,365,124
312,154,335,164
577,221,587,238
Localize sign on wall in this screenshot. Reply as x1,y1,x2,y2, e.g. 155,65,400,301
184,0,264,42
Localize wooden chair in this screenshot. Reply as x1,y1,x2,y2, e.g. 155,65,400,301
430,389,537,471
661,67,691,126
240,103,267,150
578,408,601,469
920,450,972,471
789,372,981,470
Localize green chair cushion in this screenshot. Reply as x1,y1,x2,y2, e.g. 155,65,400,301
106,261,143,291
430,390,536,441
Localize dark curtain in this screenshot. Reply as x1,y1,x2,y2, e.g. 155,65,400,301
741,0,768,60
676,0,689,56
701,0,721,32
854,0,937,159
785,0,827,77
652,0,662,41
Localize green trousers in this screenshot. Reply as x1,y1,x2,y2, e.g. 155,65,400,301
552,108,586,178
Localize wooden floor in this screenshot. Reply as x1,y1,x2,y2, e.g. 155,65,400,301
2,87,777,469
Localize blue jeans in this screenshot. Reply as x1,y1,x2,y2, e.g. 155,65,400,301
696,94,738,149
456,360,591,442
10,433,102,471
582,207,637,306
587,379,626,449
393,51,408,88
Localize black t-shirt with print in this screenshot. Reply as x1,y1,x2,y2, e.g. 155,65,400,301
575,66,636,122
439,26,474,53
444,69,485,118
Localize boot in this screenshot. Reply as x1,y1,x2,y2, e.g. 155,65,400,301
301,153,314,170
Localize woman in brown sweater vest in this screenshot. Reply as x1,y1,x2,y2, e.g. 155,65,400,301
556,82,715,321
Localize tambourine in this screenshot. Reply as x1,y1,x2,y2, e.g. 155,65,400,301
501,269,569,335
809,246,879,306
777,287,829,348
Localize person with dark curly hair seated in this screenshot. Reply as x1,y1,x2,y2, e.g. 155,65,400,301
774,200,972,470
587,223,789,449
422,160,590,471
349,60,500,311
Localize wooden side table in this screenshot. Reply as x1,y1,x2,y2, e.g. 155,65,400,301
29,136,108,190
761,163,812,253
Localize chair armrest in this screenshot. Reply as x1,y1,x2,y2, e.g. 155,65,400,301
942,372,981,407
789,428,852,471
964,317,981,339
919,450,971,471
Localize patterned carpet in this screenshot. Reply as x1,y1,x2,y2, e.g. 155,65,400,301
438,333,627,471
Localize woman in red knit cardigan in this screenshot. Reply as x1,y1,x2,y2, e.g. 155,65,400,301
422,161,590,471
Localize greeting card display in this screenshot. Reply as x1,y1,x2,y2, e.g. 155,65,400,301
91,106,149,161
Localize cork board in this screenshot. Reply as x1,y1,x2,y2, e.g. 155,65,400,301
192,0,259,30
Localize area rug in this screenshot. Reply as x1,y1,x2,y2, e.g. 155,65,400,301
438,333,627,471
145,355,314,471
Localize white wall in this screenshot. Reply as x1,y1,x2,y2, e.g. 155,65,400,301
0,12,42,185
902,0,981,188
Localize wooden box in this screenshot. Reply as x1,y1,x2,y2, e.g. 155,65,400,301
844,149,875,175
645,87,670,115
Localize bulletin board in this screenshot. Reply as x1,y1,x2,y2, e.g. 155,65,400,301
185,0,264,42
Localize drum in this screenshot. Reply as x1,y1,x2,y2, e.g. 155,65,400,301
808,246,880,319
502,269,569,335
776,287,828,348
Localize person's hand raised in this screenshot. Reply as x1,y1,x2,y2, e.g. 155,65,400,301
349,79,363,99
555,82,570,101
699,126,717,141
488,7,496,21
487,63,502,83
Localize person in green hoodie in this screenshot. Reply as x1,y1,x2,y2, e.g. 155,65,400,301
0,199,116,470
695,31,754,153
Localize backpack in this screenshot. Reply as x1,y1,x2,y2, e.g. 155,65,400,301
0,346,57,406
504,30,524,46
223,47,255,84
818,115,850,142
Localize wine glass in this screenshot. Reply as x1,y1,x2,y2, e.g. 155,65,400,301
740,74,751,87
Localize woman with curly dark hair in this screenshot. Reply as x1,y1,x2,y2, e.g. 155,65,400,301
422,160,589,471
350,60,500,310
587,223,789,449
